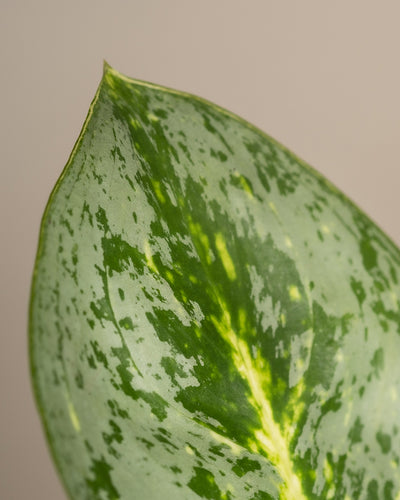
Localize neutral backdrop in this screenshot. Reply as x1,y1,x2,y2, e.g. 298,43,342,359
1,2,399,499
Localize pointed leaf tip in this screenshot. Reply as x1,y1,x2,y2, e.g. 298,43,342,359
102,60,112,75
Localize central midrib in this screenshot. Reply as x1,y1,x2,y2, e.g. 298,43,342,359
211,305,307,500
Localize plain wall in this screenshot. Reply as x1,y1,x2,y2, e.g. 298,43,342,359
1,1,400,498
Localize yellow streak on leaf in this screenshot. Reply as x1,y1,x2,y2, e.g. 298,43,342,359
66,396,81,432
209,430,242,456
187,217,213,265
144,241,158,274
211,303,307,500
215,233,237,281
151,179,166,204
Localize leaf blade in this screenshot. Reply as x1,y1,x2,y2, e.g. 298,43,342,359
30,65,400,499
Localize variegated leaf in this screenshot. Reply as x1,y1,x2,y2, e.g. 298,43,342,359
30,63,400,500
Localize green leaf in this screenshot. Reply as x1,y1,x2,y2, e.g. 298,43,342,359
30,63,400,500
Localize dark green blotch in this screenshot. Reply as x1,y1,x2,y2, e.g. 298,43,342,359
210,148,228,162
187,467,222,499
136,436,154,450
209,445,226,458
103,419,123,446
90,296,113,324
153,428,178,451
229,173,254,194
87,353,96,369
75,370,84,389
367,479,379,500
154,108,168,119
371,348,384,378
202,113,233,155
80,200,93,227
118,316,135,330
102,234,145,275
350,276,366,308
232,456,261,478
320,380,344,415
60,215,74,237
318,452,347,499
348,416,363,445
347,467,364,498
243,138,300,196
84,439,94,453
71,244,78,266
178,141,194,164
372,300,400,334
360,237,377,271
111,145,125,163
250,491,274,500
85,456,119,500
90,340,109,369
384,480,394,500
140,391,169,422
389,264,398,284
107,399,129,419
161,356,189,386
112,345,168,420
95,206,110,233
376,430,391,454
87,318,95,330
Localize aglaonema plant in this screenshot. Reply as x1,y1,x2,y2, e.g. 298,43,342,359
30,63,400,499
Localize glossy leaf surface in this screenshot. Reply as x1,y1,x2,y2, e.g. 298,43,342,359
30,64,400,499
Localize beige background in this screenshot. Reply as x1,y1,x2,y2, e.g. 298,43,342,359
1,1,399,498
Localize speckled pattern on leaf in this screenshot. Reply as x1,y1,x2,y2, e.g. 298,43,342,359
30,64,400,500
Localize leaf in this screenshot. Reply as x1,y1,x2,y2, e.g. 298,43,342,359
30,63,400,500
